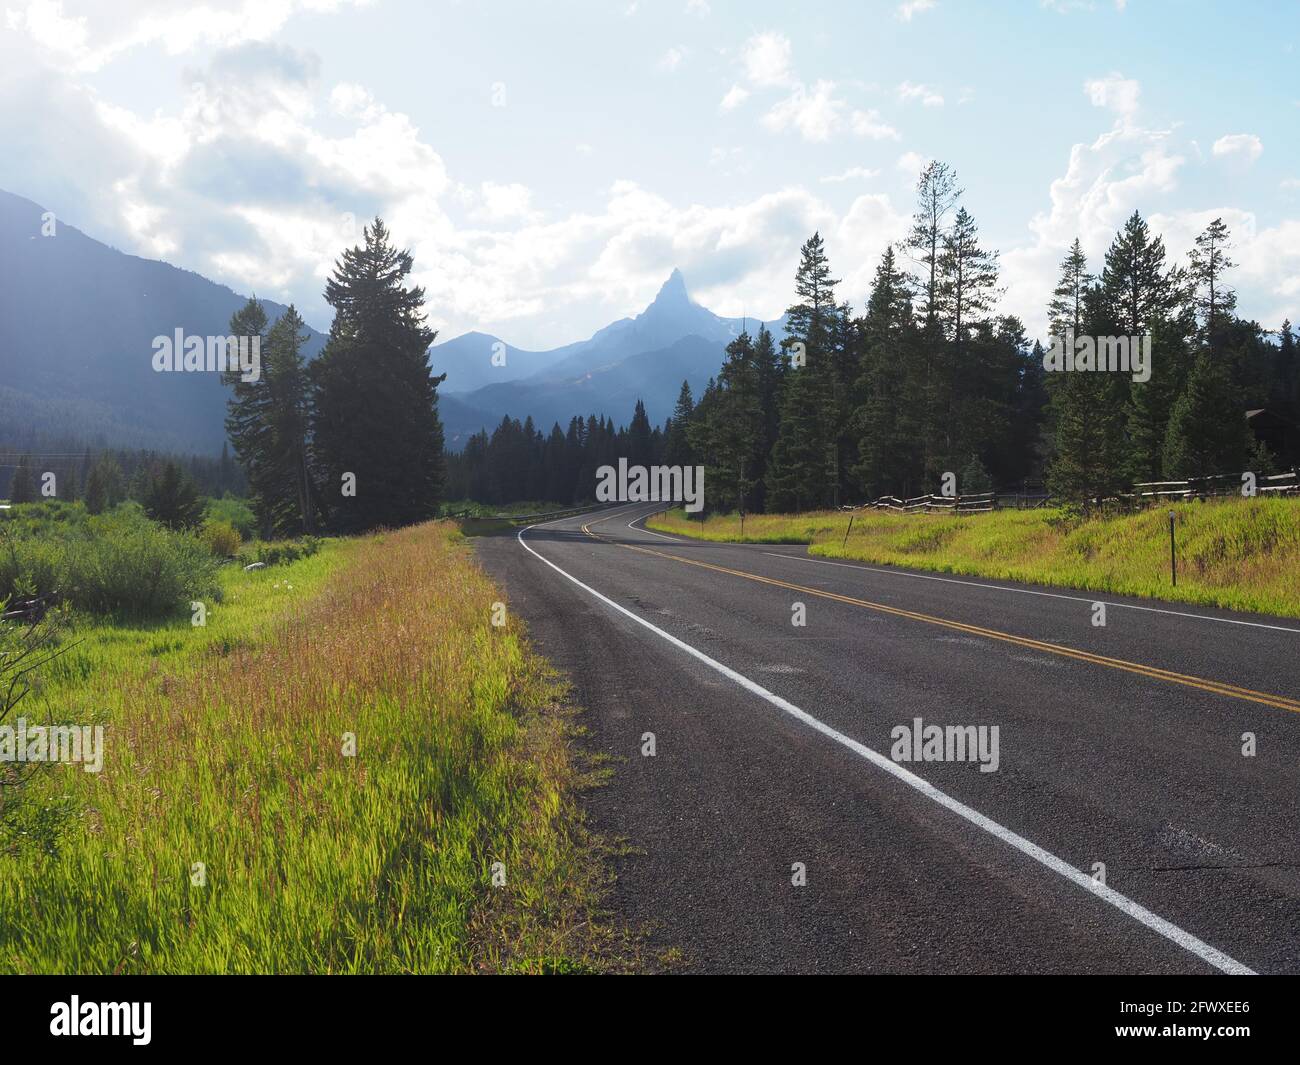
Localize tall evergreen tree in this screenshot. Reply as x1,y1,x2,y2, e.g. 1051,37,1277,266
312,218,446,531
1188,217,1237,345
1047,238,1092,338
8,457,35,504
142,461,204,530
222,298,274,533
626,399,654,469
663,381,696,468
263,306,320,536
1163,351,1252,478
767,233,842,508
1101,211,1174,337
852,246,921,498
1046,287,1128,506
903,160,963,328
934,206,1000,473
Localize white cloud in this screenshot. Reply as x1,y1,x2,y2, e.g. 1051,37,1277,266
896,151,926,175
762,80,844,142
4,0,371,73
850,109,899,140
741,32,897,143
897,80,944,107
821,166,881,183
1212,133,1263,164
896,0,936,20
719,84,750,111
1084,72,1141,122
741,30,794,88
1000,115,1189,338
685,0,710,15
475,182,537,223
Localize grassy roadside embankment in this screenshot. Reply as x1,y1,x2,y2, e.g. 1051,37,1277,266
647,498,1300,618
0,520,617,973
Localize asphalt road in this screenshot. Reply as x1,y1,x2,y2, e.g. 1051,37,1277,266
473,502,1300,974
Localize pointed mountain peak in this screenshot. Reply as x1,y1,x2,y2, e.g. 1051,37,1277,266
651,267,691,307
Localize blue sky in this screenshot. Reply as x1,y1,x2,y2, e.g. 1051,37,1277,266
2,0,1298,348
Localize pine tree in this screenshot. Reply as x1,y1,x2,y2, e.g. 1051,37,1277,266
903,160,963,328
1163,351,1252,478
8,457,35,504
312,218,446,531
1046,287,1128,507
710,332,765,511
1047,239,1092,338
1188,217,1237,345
934,206,1000,473
663,381,696,467
84,461,109,514
262,306,320,536
1101,211,1173,337
142,461,204,530
222,298,274,534
766,234,842,510
1124,316,1181,482
626,399,654,469
852,246,921,498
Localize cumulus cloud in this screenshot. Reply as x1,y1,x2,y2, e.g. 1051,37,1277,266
1212,133,1263,163
4,0,370,73
741,31,794,88
740,32,898,142
719,84,750,111
1085,72,1141,122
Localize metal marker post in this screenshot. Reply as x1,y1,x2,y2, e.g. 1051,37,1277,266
1168,510,1177,587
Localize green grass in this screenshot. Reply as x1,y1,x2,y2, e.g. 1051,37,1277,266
0,521,619,973
647,497,1300,618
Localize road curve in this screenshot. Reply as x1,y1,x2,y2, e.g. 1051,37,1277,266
472,503,1300,974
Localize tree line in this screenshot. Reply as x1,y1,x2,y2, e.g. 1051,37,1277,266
450,161,1295,514
683,163,1294,512
2,444,243,511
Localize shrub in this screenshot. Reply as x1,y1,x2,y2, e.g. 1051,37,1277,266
250,536,322,567
201,519,242,558
205,495,257,540
0,508,220,619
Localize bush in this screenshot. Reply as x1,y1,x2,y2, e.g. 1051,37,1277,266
0,507,220,619
204,495,257,540
200,519,242,558
250,536,322,567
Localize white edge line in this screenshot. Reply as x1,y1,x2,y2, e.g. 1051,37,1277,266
627,510,687,542
518,517,1257,976
763,552,1300,636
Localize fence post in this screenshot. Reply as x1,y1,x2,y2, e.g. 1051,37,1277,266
842,513,854,549
1168,510,1177,587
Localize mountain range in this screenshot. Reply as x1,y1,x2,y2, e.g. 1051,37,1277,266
0,189,783,454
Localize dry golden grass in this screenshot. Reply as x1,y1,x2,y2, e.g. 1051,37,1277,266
0,521,620,973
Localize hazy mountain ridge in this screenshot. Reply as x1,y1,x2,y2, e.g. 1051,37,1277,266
1,189,783,453
0,189,326,452
436,268,786,446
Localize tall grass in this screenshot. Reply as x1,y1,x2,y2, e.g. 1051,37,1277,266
0,522,615,973
648,497,1300,617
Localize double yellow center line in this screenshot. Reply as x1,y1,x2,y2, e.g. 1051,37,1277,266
582,514,1300,715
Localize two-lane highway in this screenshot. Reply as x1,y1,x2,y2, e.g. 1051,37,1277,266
473,503,1300,974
